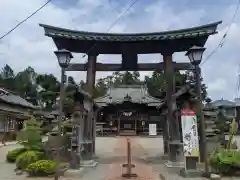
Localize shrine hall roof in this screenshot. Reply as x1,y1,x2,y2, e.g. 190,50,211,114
40,21,222,54
94,85,163,107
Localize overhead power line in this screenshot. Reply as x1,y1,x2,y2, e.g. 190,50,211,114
201,0,240,66
82,0,141,58
0,0,52,41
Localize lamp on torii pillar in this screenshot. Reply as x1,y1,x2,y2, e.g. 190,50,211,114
186,45,209,175
54,49,73,180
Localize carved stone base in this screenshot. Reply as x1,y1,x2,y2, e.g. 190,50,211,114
80,160,98,167
164,161,184,168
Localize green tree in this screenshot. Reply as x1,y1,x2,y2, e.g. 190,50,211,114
0,64,16,90
14,66,38,105
1,64,14,79
144,70,208,101
145,71,166,98
93,71,142,98
121,71,138,85
184,70,207,101
36,74,60,109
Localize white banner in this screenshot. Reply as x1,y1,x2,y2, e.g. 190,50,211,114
149,124,157,136
181,109,199,157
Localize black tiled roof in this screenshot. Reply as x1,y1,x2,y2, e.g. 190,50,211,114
94,85,163,107
40,21,222,42
211,100,236,107
0,88,36,109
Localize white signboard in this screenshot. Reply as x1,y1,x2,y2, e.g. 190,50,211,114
149,124,157,136
181,109,199,157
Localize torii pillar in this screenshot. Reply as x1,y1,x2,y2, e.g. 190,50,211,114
86,54,97,157
163,52,182,167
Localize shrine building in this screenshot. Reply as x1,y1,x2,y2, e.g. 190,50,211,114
94,85,164,136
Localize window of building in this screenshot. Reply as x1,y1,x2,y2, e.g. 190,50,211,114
8,119,15,130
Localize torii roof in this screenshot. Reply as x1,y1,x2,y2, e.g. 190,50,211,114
94,85,163,107
39,21,222,54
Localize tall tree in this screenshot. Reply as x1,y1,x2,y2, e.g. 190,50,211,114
14,66,38,105
36,74,60,109
0,64,15,90
1,64,14,79
93,71,142,98
184,70,207,101
144,70,208,101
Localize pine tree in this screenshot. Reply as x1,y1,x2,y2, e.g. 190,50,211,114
17,116,43,151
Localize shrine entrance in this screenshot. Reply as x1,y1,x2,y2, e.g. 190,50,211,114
119,113,137,135
119,119,136,135
40,21,221,166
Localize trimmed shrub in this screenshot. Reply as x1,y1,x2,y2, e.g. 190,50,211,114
16,151,42,170
25,160,67,176
17,116,43,151
210,149,240,175
6,147,26,163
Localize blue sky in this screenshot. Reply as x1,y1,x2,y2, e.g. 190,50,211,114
0,0,240,101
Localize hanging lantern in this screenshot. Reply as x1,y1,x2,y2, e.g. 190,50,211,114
141,120,145,126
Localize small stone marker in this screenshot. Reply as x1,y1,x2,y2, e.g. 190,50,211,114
210,173,221,180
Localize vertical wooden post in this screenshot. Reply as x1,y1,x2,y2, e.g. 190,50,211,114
86,54,97,156
163,53,181,164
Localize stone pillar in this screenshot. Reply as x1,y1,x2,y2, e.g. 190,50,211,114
86,54,97,158
163,53,182,167
83,99,93,160
163,116,169,158
69,100,82,169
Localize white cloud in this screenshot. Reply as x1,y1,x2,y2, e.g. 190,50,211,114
208,78,227,92
0,0,240,101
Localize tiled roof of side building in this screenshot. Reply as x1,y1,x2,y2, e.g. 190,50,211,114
211,99,236,107
0,88,36,109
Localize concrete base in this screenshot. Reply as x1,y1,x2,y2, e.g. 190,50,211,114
80,160,98,168
92,153,98,159
161,154,169,160
148,135,160,138
164,161,184,168
180,168,203,178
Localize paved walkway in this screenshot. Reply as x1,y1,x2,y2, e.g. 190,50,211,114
104,137,159,180
0,136,240,180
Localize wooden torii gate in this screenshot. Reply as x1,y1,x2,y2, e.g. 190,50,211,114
40,21,221,165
